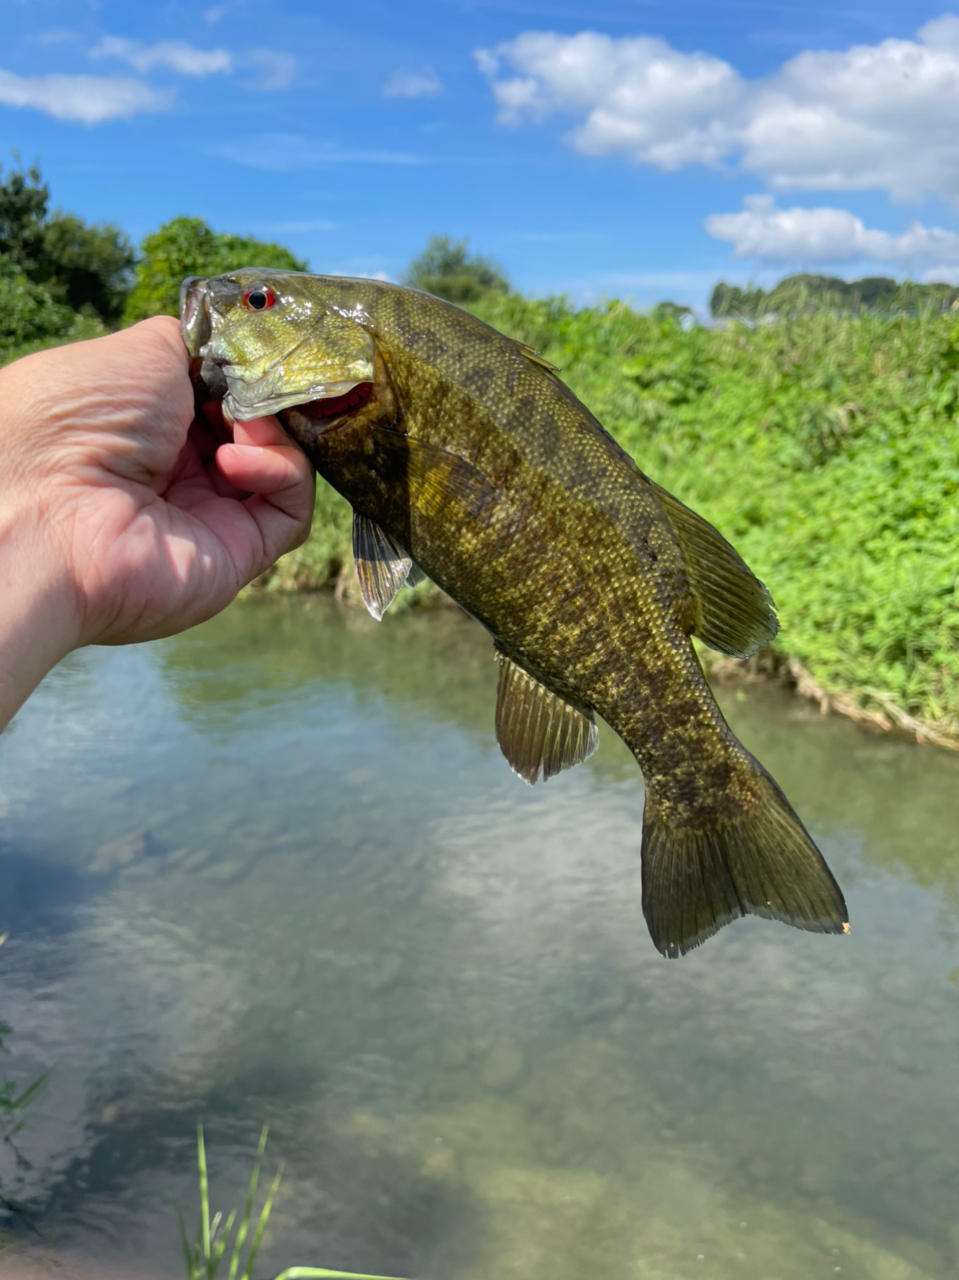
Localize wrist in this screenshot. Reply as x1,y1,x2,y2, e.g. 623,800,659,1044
0,493,84,732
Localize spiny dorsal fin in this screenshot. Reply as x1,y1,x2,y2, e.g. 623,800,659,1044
352,511,412,620
495,654,598,785
651,482,778,659
513,340,560,373
405,561,426,587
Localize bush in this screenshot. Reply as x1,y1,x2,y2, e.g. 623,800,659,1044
124,217,307,323
0,256,76,349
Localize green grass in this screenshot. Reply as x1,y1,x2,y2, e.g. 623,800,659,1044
180,1126,406,1280
270,299,959,739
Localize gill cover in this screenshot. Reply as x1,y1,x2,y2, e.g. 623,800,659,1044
179,269,376,420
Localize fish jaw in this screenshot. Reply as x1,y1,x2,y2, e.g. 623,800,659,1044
179,270,376,421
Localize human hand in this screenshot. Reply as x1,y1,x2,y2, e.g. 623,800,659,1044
0,316,315,725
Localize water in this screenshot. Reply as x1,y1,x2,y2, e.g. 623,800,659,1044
2,594,959,1279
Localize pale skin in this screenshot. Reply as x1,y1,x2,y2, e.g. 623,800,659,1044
0,315,316,731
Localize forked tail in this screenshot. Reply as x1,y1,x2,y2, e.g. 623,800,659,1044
641,762,848,958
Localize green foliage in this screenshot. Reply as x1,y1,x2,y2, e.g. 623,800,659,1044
652,300,693,323
40,211,134,324
401,234,510,303
125,217,307,323
711,272,959,319
0,158,47,275
180,1126,405,1280
0,157,134,325
709,280,768,319
0,255,77,349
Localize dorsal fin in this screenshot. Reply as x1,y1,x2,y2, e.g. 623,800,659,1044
495,654,598,785
352,511,412,620
513,340,560,373
651,481,778,659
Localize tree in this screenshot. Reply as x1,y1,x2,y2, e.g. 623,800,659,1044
402,234,510,303
123,216,308,323
0,158,48,276
709,281,767,319
40,212,134,325
652,300,693,323
0,157,134,325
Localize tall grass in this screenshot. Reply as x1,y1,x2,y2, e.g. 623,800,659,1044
180,1126,405,1280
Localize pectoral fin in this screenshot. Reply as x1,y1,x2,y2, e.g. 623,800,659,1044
495,654,598,785
651,482,778,659
352,512,412,621
371,427,495,519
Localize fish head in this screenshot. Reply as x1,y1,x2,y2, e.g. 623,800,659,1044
180,268,377,421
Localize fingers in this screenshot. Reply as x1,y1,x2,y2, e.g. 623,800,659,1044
214,415,311,496
216,442,306,495
215,415,315,565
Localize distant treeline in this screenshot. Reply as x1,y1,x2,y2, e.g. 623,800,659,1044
710,274,959,319
5,157,959,353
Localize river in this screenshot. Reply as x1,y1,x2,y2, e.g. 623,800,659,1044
1,594,958,1279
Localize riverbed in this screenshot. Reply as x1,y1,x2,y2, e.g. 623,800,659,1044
2,594,958,1279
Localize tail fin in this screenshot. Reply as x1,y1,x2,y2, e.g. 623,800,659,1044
641,765,848,958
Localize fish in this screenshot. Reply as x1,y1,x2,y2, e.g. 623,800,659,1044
180,269,849,958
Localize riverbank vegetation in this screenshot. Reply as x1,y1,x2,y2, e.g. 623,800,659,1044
1,160,957,744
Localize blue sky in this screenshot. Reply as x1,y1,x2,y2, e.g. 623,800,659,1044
3,0,959,311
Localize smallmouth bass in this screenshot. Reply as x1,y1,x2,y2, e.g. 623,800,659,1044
180,270,848,958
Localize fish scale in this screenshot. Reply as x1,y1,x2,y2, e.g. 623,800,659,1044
181,269,848,958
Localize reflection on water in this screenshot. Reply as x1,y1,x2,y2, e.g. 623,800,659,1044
2,594,959,1279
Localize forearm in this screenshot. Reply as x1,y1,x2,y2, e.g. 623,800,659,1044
0,502,81,732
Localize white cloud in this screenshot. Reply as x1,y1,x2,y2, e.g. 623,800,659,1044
204,5,228,24
92,36,231,77
210,133,431,170
477,33,740,169
476,17,959,200
705,195,959,268
382,66,444,99
0,68,172,123
34,28,80,47
237,49,296,92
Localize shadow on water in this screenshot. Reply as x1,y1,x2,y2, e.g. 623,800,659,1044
2,594,959,1278
0,845,89,937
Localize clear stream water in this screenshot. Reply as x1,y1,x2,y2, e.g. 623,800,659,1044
1,594,959,1280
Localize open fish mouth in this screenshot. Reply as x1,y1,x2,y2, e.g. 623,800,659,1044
290,381,376,424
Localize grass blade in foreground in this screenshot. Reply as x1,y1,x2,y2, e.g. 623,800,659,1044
179,1126,407,1280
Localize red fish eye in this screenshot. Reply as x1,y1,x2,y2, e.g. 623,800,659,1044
243,286,276,311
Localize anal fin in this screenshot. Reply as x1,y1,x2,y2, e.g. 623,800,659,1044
352,511,412,620
495,654,598,784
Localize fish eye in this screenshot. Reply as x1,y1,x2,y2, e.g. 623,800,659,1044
243,285,277,311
